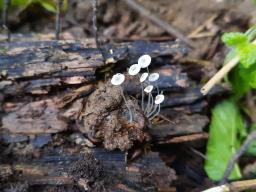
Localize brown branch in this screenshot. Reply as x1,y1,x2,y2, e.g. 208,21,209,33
122,0,196,48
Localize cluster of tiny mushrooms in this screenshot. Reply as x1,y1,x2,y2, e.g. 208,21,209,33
111,55,164,122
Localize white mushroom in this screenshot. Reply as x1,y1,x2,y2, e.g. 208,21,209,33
128,64,141,76
144,85,153,93
155,94,165,105
147,94,165,120
111,73,125,85
140,72,149,83
111,73,134,122
149,73,160,82
138,55,151,68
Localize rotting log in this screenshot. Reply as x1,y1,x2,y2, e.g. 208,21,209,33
0,40,187,78
0,40,187,96
0,40,216,144
0,40,211,191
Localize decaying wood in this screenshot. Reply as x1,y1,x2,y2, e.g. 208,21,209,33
0,149,177,192
0,40,187,96
0,40,201,151
0,40,187,80
149,114,209,143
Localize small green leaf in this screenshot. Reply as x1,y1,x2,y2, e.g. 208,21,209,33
228,66,250,99
205,100,243,181
38,0,56,13
238,44,256,68
0,0,31,8
222,32,248,46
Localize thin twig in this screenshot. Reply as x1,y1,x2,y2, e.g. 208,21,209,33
92,0,99,49
91,0,106,63
158,114,175,125
201,56,239,95
203,179,256,192
189,146,207,160
189,32,215,39
220,131,256,184
2,0,11,41
122,0,195,48
188,14,218,38
55,0,63,40
201,39,256,95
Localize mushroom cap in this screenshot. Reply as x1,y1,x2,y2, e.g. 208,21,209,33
128,64,141,76
144,85,154,93
149,73,160,82
155,94,165,104
140,72,149,83
111,73,125,85
138,55,151,68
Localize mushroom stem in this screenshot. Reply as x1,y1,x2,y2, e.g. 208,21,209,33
147,93,155,115
144,93,152,114
146,104,158,117
146,84,159,115
141,83,145,110
149,104,161,120
156,84,160,94
121,90,133,123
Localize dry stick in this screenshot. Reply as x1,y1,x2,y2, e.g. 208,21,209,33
188,14,218,38
201,39,256,95
220,131,256,184
203,179,256,192
122,0,195,48
201,56,239,95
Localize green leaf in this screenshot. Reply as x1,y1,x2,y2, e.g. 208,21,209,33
222,32,248,47
249,71,256,88
0,0,31,8
205,100,243,181
237,43,256,68
37,0,56,13
0,0,68,12
228,65,250,99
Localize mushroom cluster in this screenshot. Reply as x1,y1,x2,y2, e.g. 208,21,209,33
111,55,165,122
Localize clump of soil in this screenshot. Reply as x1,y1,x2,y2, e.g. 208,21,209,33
80,81,150,151
68,154,109,192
